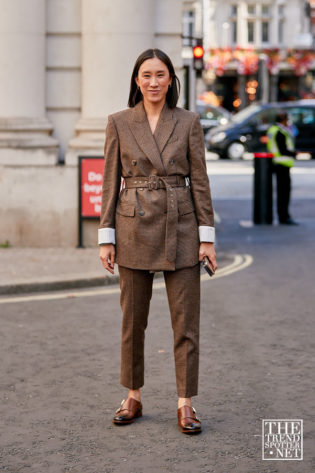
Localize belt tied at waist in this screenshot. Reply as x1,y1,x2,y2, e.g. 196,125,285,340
124,174,186,190
124,175,187,263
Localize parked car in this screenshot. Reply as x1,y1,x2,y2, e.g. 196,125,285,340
205,100,315,159
197,101,231,134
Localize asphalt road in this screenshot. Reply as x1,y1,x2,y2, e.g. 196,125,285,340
1,159,314,473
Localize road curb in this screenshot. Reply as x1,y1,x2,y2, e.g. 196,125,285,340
0,276,120,296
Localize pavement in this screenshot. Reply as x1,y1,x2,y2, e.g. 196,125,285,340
0,247,119,295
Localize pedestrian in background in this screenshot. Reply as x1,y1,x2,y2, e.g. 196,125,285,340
267,111,298,225
98,49,217,434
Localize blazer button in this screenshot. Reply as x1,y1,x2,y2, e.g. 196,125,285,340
138,210,145,216
132,160,137,166
169,159,175,165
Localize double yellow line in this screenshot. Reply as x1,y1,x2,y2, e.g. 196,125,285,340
201,253,253,281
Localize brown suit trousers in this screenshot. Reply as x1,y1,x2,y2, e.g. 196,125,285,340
118,263,200,398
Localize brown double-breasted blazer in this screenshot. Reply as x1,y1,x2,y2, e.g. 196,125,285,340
99,100,215,271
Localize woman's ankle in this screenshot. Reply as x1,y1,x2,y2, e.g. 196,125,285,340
178,397,191,408
128,389,141,401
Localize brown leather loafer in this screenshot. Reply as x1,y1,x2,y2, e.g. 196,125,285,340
178,405,202,434
113,397,142,425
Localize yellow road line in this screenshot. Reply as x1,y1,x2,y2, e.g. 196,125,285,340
0,254,253,305
202,253,253,281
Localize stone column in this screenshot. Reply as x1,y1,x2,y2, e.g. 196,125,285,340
68,0,155,158
238,1,248,47
255,3,262,48
204,0,217,48
154,0,183,103
271,1,279,46
0,0,58,164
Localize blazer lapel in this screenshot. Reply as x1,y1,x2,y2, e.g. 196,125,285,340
128,101,166,175
154,103,178,153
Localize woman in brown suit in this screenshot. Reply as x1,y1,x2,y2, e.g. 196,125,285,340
99,49,217,434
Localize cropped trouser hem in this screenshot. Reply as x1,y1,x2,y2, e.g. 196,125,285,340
118,264,201,398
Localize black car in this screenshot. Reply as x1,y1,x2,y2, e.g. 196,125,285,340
197,101,231,135
205,100,315,159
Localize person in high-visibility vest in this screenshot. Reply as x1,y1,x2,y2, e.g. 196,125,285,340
267,111,298,225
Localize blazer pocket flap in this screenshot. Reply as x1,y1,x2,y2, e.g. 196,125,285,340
116,203,135,217
178,200,195,216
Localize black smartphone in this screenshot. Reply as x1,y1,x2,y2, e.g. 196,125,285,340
202,257,214,277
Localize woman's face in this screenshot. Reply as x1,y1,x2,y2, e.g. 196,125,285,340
135,57,172,105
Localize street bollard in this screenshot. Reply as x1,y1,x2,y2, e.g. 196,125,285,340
253,152,274,224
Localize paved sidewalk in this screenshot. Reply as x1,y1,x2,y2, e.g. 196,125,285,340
0,248,118,295
0,247,228,295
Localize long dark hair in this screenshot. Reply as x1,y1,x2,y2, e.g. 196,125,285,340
128,49,180,108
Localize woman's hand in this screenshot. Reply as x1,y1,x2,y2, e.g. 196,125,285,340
99,244,116,274
199,242,217,273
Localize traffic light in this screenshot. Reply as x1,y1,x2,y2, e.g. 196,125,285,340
193,39,204,77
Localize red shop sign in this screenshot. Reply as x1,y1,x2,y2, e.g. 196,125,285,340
80,157,104,217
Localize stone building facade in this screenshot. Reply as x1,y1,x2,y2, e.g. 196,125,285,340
0,0,183,247
204,0,313,50
201,0,315,110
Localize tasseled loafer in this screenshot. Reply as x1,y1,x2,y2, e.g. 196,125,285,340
177,405,202,434
113,397,143,425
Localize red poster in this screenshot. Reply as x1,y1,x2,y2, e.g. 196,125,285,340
80,158,104,217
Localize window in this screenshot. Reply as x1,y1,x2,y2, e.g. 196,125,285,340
232,20,237,43
231,3,237,42
251,109,277,126
260,109,277,125
182,11,194,46
278,5,285,17
246,114,259,126
248,5,256,15
197,104,222,120
248,21,255,43
262,5,270,16
278,20,284,44
278,4,285,43
262,21,269,42
289,108,315,126
231,4,237,16
232,104,261,124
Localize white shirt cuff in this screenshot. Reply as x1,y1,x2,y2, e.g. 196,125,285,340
98,228,116,245
99,227,214,245
199,226,215,243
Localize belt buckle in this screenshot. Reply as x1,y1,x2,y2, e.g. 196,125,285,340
148,175,159,190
